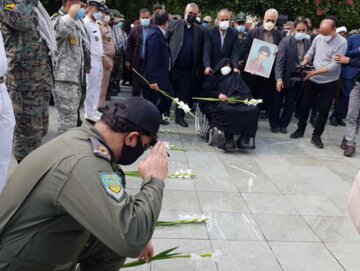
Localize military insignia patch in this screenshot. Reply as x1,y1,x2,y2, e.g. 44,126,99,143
4,3,16,11
100,172,125,202
70,36,78,46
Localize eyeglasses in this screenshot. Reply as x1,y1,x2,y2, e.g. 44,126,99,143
139,133,157,150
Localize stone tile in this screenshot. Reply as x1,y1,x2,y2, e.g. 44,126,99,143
197,191,249,213
222,158,269,178
161,191,201,212
206,213,264,241
185,151,221,162
327,196,349,214
234,177,281,194
304,216,360,243
270,242,344,271
211,240,282,271
272,178,319,195
258,163,301,179
326,243,360,271
150,239,217,271
190,161,230,178
153,211,208,239
194,176,238,192
286,195,344,216
242,193,298,215
164,179,195,191
254,214,319,242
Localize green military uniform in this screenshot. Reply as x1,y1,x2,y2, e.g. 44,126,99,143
0,121,164,271
0,0,54,162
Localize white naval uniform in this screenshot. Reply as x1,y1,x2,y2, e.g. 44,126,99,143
83,15,104,121
0,31,15,192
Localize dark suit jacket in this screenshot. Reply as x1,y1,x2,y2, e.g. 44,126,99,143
202,26,240,69
125,25,149,70
240,26,283,61
275,36,311,88
341,34,360,79
168,20,204,76
143,26,172,92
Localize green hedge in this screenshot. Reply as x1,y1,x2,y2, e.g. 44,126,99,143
43,0,360,29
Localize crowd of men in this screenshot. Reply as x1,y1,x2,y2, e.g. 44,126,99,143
1,1,360,185
1,0,360,269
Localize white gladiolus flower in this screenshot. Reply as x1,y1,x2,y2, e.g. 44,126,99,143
177,101,192,114
163,141,170,150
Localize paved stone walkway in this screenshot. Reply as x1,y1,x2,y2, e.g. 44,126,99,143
8,87,360,270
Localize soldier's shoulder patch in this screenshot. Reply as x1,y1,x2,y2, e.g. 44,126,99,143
100,172,125,202
4,3,16,11
89,137,111,162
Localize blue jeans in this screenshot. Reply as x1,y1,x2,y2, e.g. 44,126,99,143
333,78,356,119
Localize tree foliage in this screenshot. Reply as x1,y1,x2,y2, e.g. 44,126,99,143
42,0,360,29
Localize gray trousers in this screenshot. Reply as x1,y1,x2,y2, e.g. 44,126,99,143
345,82,360,146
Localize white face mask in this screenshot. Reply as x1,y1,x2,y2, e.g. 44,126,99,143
219,20,230,31
221,66,232,76
263,21,275,31
103,15,110,24
321,34,333,42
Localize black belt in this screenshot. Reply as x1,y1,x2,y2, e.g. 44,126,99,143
0,251,73,271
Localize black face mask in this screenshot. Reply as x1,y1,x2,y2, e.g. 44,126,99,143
119,136,145,165
186,15,197,24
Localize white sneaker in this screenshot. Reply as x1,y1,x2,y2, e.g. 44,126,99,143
84,113,101,122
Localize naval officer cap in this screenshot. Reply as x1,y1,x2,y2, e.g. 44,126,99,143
105,97,161,140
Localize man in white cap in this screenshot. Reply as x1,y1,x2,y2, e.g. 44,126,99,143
83,0,106,122
0,30,15,193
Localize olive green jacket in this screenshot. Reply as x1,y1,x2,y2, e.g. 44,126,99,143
0,122,164,270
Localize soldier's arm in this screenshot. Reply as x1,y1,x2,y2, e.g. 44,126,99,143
0,0,39,31
52,14,76,39
57,157,165,258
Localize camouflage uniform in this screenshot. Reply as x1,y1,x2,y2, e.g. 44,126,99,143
52,8,84,135
0,0,54,162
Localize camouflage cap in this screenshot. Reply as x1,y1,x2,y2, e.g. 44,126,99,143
235,12,246,22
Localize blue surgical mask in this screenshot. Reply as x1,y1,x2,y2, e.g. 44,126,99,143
93,11,103,21
76,8,86,21
202,22,209,28
236,25,246,33
140,18,150,27
321,34,332,42
294,32,306,41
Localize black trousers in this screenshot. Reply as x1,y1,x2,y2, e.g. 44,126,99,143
172,68,193,118
297,80,338,136
243,71,276,113
131,61,143,97
269,81,303,129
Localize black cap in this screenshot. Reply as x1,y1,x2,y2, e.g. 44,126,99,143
109,98,161,140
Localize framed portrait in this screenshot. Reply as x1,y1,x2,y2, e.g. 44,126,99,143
244,38,278,78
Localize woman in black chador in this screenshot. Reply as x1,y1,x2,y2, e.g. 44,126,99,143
201,58,258,150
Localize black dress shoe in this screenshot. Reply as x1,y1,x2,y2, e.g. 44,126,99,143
340,137,348,150
290,129,304,139
271,127,280,133
222,140,235,150
161,119,169,125
329,115,339,126
175,117,188,127
237,136,250,149
311,135,324,148
338,118,346,126
280,127,287,134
